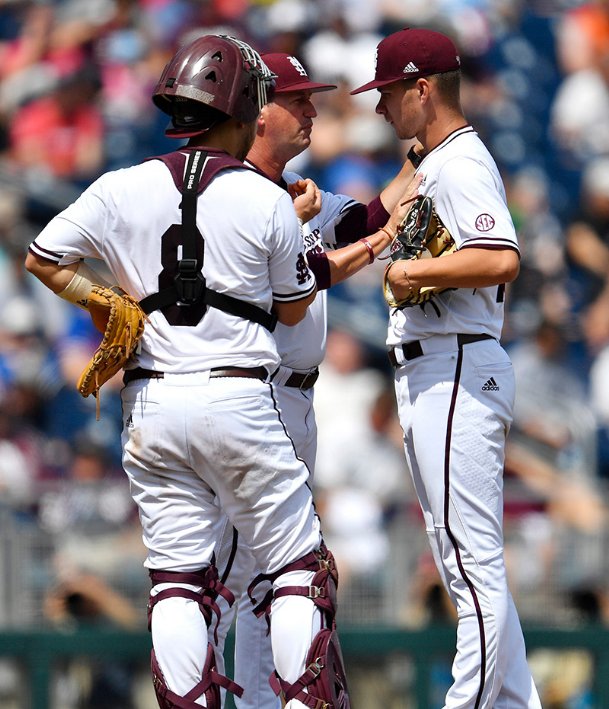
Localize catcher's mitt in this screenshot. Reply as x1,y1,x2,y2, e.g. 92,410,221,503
77,285,146,403
383,195,456,308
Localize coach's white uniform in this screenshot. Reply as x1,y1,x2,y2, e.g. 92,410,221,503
389,127,541,708
30,151,326,707
273,168,360,469
214,168,360,709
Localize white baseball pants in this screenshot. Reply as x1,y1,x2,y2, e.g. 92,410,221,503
121,374,321,708
214,384,318,708
394,336,541,709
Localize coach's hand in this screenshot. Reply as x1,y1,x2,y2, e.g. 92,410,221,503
288,178,322,224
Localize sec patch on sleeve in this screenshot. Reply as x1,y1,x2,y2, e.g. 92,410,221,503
475,213,496,231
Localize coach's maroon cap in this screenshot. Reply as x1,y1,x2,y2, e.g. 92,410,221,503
350,27,460,95
262,53,337,94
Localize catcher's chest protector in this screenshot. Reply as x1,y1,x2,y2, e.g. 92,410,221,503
139,148,277,331
150,148,246,194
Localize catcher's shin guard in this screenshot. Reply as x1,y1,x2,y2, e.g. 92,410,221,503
148,566,243,708
269,628,350,709
151,642,243,709
248,544,351,708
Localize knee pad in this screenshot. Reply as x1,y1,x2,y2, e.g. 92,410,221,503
269,628,350,709
247,543,339,628
148,566,235,642
147,565,243,707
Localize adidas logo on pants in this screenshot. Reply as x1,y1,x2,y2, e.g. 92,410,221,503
482,377,499,391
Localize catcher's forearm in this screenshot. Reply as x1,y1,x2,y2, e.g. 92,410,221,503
25,252,111,309
59,261,112,309
326,226,395,287
25,251,77,291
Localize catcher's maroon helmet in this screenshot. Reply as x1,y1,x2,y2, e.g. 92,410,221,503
153,34,275,137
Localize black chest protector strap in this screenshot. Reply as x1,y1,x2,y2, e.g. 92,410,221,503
139,150,278,332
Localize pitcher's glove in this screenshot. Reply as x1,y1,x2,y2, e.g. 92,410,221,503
383,195,456,308
77,285,146,400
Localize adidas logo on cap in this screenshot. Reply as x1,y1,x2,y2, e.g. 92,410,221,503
402,62,419,73
482,377,499,391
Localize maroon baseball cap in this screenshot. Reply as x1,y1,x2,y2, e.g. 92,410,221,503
262,53,337,94
350,27,461,95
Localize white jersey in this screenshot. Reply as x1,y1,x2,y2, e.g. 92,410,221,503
271,169,359,371
30,152,315,373
387,126,519,346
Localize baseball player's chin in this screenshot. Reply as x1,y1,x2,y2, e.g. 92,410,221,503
300,133,311,149
392,125,411,141
386,120,413,142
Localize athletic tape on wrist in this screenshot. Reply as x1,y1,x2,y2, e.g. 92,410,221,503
58,262,109,309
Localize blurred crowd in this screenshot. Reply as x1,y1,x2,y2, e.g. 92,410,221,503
2,0,609,703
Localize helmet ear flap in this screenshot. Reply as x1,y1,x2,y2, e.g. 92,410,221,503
164,99,229,138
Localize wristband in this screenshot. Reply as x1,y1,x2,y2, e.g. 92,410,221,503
359,238,375,264
407,145,423,168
